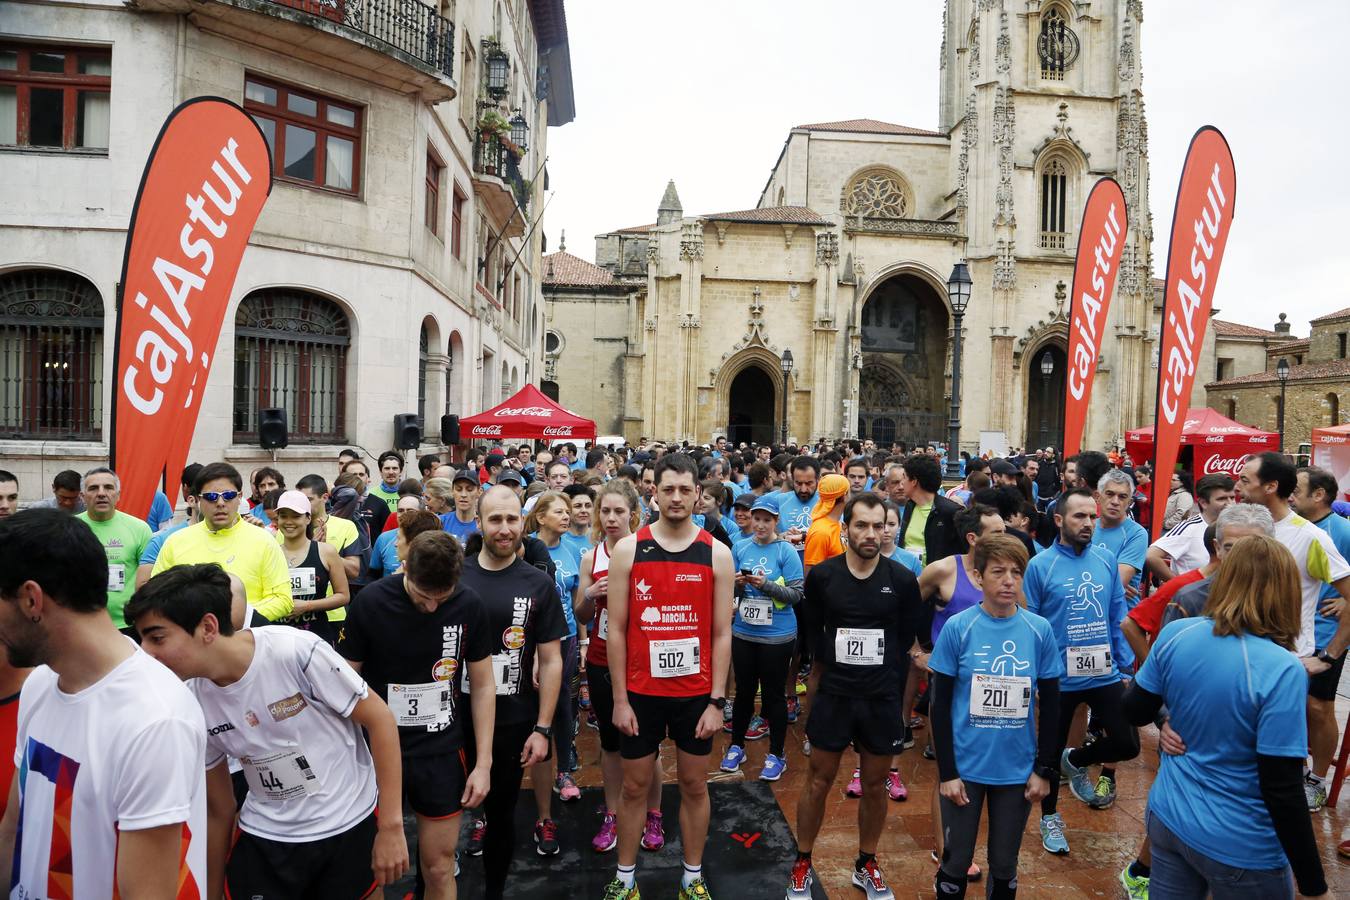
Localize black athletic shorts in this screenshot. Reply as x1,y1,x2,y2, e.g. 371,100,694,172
620,691,713,760
226,812,378,899
404,749,467,819
588,667,622,753
1309,647,1348,702
805,691,906,756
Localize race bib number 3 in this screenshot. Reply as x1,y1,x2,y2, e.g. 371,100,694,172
739,598,773,626
289,566,317,598
970,673,1032,719
596,608,609,641
241,748,321,802
107,564,125,593
388,682,450,726
1067,645,1112,678
650,638,700,678
834,628,884,666
463,654,513,696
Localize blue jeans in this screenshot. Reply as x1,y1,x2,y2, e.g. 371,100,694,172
1147,811,1293,900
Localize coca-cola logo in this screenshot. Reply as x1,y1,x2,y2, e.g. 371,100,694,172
1204,426,1247,434
1204,435,1225,443
494,406,553,418
542,426,572,436
1202,453,1250,476
472,424,503,436
1249,435,1269,444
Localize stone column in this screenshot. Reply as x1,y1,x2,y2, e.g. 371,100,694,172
678,223,704,443
426,352,449,435
812,231,840,437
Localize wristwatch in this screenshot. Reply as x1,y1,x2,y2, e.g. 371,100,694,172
533,724,553,739
707,697,727,711
1033,763,1056,781
1317,649,1342,666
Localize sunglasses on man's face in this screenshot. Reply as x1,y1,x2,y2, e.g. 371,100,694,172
200,490,240,503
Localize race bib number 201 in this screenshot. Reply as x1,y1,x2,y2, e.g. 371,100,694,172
969,673,1032,719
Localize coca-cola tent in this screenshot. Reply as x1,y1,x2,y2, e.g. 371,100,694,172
1312,424,1350,501
459,384,597,441
1124,408,1278,480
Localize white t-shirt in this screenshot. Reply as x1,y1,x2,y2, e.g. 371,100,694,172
192,626,375,841
12,644,207,897
1150,514,1208,575
1273,512,1350,657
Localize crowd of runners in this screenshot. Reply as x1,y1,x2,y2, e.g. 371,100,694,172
0,434,1346,899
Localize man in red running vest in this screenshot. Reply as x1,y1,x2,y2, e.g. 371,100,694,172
604,453,733,900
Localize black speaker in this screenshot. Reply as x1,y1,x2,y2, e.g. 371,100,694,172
394,413,422,450
259,408,288,449
440,414,461,445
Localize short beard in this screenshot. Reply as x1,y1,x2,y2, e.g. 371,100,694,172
850,543,880,560
3,620,48,669
1060,527,1090,551
484,536,522,560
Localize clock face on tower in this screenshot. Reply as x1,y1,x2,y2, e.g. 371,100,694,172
1038,15,1081,72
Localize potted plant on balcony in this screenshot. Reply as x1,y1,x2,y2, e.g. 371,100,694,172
477,109,511,175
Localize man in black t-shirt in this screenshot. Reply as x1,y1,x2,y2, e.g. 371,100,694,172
457,486,565,898
339,531,495,900
788,493,923,900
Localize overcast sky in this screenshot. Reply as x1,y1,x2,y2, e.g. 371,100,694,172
543,0,1346,333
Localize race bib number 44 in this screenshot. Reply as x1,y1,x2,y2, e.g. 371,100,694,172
970,673,1032,719
650,638,700,678
1067,645,1112,679
241,748,321,802
835,628,884,666
388,682,450,726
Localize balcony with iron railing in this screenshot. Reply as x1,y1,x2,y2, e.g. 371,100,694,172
472,131,528,238
133,0,457,101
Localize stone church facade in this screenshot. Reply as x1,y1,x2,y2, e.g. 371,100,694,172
546,0,1182,450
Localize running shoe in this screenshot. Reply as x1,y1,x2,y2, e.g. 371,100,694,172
922,742,936,760
724,697,734,723
802,738,811,756
641,810,665,851
601,879,640,900
745,715,769,741
455,851,460,877
851,859,895,900
929,851,982,881
885,770,908,801
1091,775,1116,809
1119,863,1149,899
555,771,582,802
593,808,618,853
1061,748,1095,806
464,813,486,856
1306,773,1328,812
1339,838,1350,859
1039,813,1069,855
722,718,734,735
798,661,812,680
579,680,591,710
846,768,863,798
761,753,786,781
587,708,599,729
534,818,560,856
720,744,746,773
908,714,925,730
795,679,807,696
785,696,800,723
785,858,814,899
900,727,915,750
677,876,711,899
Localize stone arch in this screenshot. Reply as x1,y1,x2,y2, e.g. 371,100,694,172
854,260,953,326
1024,340,1067,450
840,166,914,221
418,315,442,428
446,330,466,415
713,348,787,444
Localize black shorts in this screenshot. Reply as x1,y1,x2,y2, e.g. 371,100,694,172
588,667,622,753
805,691,906,756
404,749,467,819
1309,648,1347,702
227,812,378,899
620,691,713,760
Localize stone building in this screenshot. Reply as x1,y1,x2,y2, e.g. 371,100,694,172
549,0,1176,450
0,0,573,500
1208,308,1350,451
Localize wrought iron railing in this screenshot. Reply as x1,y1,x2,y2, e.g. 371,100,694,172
474,133,530,212
269,0,454,78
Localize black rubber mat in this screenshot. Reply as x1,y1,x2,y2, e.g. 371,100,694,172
387,781,826,899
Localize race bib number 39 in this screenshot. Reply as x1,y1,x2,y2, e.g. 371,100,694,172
1067,645,1112,679
650,638,700,678
739,598,773,626
388,682,450,726
835,628,884,666
970,673,1032,719
241,748,321,802
289,566,317,598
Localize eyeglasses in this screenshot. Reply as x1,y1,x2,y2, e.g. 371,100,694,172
200,490,240,503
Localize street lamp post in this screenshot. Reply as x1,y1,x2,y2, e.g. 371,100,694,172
1039,350,1054,447
1276,356,1290,452
780,349,794,446
945,262,973,479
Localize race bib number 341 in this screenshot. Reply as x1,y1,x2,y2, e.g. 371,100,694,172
1067,645,1112,678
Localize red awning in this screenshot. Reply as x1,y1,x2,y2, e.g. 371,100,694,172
459,384,597,441
1124,408,1277,447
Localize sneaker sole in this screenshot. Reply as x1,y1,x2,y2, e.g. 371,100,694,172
535,843,560,856
593,837,617,853
720,761,742,773
641,838,664,851
849,872,895,900
467,847,484,857
747,732,769,741
1041,840,1069,855
761,770,784,782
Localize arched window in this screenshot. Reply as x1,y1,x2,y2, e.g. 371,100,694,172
842,168,910,220
1224,398,1237,420
233,289,349,442
1329,393,1341,427
1040,158,1069,249
446,331,464,415
1038,6,1078,80
0,269,104,440
418,323,429,427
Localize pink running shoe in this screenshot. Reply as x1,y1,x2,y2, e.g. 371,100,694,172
640,810,665,851
886,769,908,801
846,768,863,798
592,807,617,853
555,771,581,802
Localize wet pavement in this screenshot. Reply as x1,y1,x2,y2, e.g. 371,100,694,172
543,686,1350,899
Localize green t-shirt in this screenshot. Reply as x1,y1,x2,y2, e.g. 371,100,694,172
76,510,153,628
904,502,932,562
370,481,401,514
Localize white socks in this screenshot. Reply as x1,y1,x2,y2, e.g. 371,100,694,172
682,861,703,888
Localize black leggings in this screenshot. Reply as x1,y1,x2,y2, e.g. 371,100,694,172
731,636,795,756
938,782,1030,898
1043,680,1140,816
465,720,535,899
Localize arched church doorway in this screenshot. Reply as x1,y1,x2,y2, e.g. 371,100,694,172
1025,344,1067,451
727,365,776,446
857,273,949,446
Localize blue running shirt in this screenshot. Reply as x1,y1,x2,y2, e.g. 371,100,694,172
1092,517,1148,603
1024,540,1132,689
732,537,803,641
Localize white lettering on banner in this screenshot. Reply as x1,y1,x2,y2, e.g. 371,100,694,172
1068,202,1121,401
1160,162,1229,424
1204,435,1225,444
1323,436,1349,444
1249,435,1269,444
493,406,553,417
541,426,572,436
122,138,253,416
1202,453,1250,477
